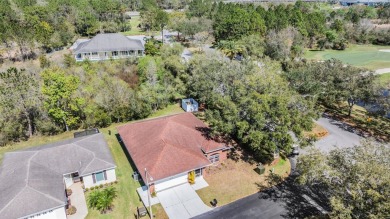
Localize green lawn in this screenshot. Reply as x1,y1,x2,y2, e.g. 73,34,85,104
377,72,390,88
304,44,390,70
121,16,159,36
0,103,183,219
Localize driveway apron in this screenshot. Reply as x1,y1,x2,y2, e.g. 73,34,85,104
157,183,211,219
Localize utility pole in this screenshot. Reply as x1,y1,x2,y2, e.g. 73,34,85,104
145,168,153,218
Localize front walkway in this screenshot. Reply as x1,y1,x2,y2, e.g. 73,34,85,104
68,182,88,219
157,183,212,219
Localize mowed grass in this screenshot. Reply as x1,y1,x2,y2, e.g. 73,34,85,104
376,72,390,88
304,44,390,70
197,157,291,207
0,103,183,219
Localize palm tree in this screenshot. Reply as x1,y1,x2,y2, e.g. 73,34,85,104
87,186,117,214
97,187,117,213
87,190,100,209
216,40,244,60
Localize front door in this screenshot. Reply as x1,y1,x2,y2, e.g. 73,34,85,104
72,172,81,183
195,168,202,177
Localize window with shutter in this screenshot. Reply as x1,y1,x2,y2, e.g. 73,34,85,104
103,170,107,180
95,172,105,182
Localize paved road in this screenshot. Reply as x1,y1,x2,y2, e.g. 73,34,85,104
311,115,362,153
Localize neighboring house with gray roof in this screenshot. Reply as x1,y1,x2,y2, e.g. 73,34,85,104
71,33,144,61
0,133,116,219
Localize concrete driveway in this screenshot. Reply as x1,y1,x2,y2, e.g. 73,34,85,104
157,183,211,219
309,116,362,153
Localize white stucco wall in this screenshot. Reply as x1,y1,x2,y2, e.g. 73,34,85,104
63,174,73,188
83,168,117,188
26,206,66,219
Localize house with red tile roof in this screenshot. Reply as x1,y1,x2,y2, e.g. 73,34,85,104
117,113,231,192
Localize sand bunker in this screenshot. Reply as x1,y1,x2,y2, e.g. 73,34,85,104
379,49,390,53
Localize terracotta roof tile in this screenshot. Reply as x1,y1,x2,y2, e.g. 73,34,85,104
117,113,226,182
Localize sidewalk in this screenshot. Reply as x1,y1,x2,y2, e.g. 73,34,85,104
68,182,88,219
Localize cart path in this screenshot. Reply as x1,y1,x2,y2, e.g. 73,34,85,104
375,68,390,75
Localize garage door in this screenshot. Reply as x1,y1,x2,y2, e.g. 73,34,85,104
155,174,188,192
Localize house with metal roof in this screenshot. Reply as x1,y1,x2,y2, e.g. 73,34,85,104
117,113,231,193
0,133,116,219
71,33,145,61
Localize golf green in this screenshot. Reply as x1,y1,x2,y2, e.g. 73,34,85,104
304,45,390,70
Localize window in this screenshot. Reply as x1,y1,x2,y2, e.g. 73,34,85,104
92,52,98,56
129,50,134,55
138,50,143,55
112,51,118,57
95,171,105,182
121,51,128,56
209,154,219,163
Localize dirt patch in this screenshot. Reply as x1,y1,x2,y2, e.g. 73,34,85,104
303,123,329,139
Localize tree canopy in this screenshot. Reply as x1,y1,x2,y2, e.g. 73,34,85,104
283,59,377,116
186,54,316,162
297,141,390,218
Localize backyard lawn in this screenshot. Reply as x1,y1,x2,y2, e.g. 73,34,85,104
304,44,390,70
121,16,159,36
0,103,183,219
197,154,291,207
